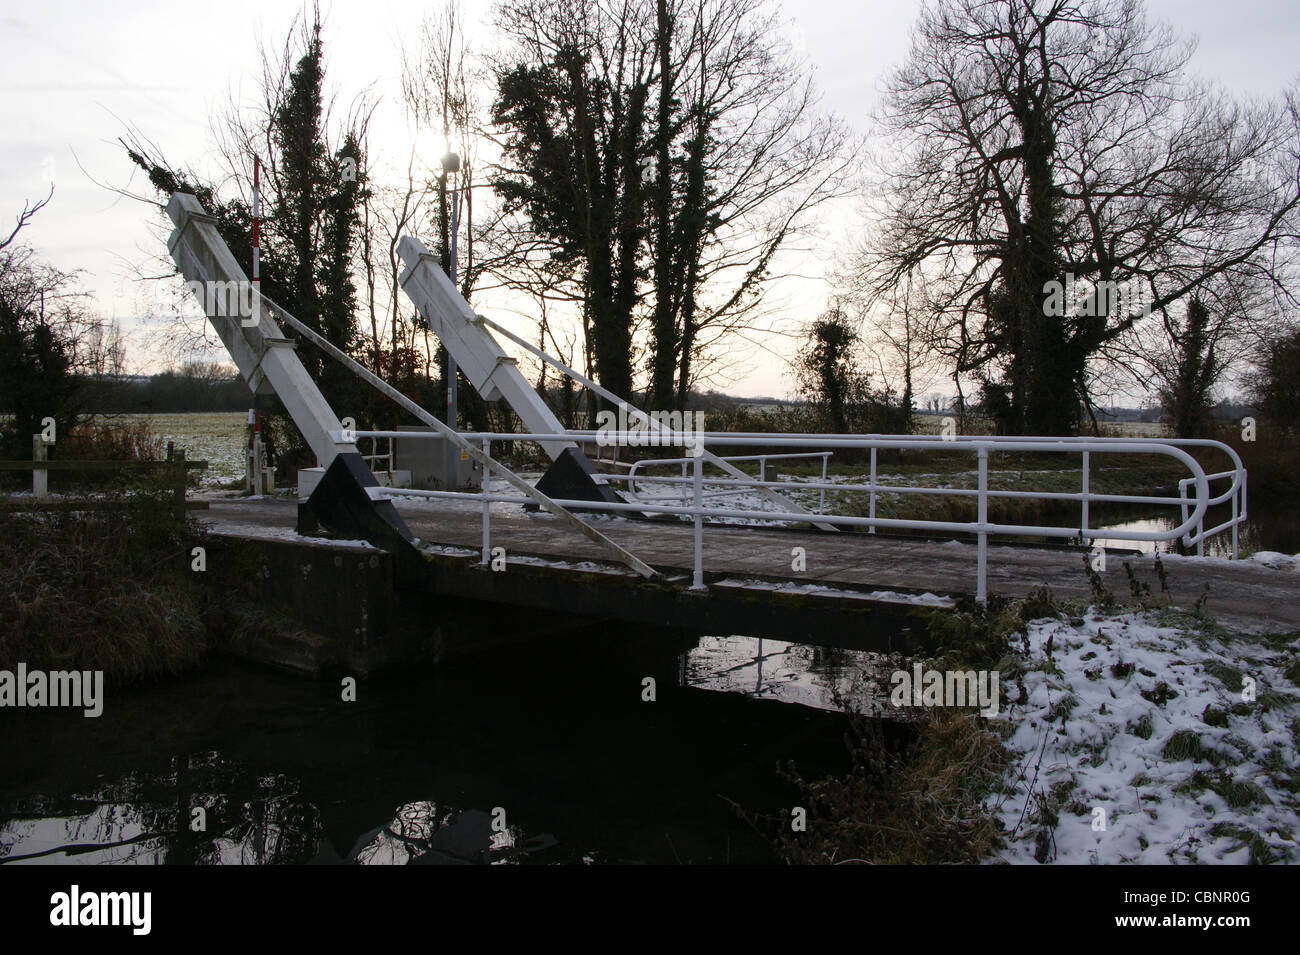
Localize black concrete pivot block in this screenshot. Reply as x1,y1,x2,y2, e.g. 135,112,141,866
532,446,626,510
299,452,415,550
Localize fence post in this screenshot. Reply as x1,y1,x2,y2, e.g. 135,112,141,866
1231,489,1239,560
1194,473,1205,557
32,434,48,498
174,448,187,522
1179,477,1190,535
976,445,988,605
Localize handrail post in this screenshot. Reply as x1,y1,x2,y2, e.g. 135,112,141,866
1195,474,1205,557
819,452,828,514
481,438,491,565
1080,450,1090,545
868,446,877,534
1232,470,1244,560
976,445,988,605
1231,488,1239,560
692,451,704,589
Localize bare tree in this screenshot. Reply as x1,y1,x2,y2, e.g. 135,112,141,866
0,187,54,254
857,0,1300,434
651,0,854,408
847,267,950,422
402,0,488,300
80,318,129,378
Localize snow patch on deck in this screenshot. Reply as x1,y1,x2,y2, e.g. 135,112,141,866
205,523,378,550
713,577,954,607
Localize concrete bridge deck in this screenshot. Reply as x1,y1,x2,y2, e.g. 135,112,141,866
200,495,1300,637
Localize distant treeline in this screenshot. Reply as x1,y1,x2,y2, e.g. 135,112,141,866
77,371,251,414
60,373,1258,424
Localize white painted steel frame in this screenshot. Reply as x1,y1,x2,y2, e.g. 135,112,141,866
165,193,359,468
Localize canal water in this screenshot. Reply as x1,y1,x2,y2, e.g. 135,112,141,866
0,630,901,865
1090,499,1300,557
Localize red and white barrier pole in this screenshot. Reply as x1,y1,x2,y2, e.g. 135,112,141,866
251,156,261,326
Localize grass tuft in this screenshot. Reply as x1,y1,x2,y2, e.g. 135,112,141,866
758,710,1012,865
0,480,222,684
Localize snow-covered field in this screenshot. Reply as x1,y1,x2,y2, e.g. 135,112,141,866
991,606,1300,864
130,412,247,484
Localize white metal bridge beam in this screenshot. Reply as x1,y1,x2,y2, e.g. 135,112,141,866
165,192,358,468
397,237,577,462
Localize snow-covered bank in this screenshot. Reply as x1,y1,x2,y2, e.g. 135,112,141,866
991,607,1300,863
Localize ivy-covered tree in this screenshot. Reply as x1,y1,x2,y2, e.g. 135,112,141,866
0,288,80,460
861,0,1300,435
1254,326,1300,434
0,198,85,459
126,10,370,467
491,0,849,414
492,27,651,411
1156,298,1222,438
796,307,869,436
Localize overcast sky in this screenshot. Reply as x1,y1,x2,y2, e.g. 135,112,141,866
2,0,1297,399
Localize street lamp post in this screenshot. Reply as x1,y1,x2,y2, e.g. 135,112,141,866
441,151,462,490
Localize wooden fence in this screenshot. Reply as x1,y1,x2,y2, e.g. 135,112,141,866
0,439,208,520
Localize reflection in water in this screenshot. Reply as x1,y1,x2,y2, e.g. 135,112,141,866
0,762,566,866
2,803,166,865
684,636,898,716
0,630,870,865
349,804,560,865
0,753,321,865
0,754,571,866
1092,500,1299,558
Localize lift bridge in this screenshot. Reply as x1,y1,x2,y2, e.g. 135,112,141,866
163,192,1286,648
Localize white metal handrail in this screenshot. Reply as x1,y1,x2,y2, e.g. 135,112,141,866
570,430,1247,550
605,431,1247,558
353,429,1230,603
627,451,832,512
1180,471,1246,557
